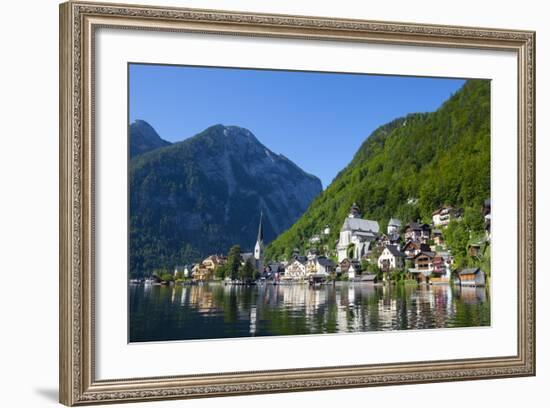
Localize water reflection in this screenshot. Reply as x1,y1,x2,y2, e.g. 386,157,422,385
129,283,490,342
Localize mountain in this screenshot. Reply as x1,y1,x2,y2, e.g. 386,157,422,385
265,79,490,261
129,119,171,158
129,124,322,276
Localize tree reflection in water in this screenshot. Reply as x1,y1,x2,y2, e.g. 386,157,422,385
129,282,490,342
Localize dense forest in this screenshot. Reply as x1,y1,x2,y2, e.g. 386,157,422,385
265,79,490,263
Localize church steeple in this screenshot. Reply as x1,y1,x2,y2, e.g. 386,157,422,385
254,211,264,261
256,211,264,245
348,202,362,218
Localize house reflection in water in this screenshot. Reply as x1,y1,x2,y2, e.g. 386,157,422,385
129,282,491,342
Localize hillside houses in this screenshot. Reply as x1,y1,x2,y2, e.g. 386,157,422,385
176,200,487,287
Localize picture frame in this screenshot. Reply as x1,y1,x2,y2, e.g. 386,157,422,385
59,1,536,405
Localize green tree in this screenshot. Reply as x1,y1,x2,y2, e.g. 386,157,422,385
214,264,227,280
159,272,174,283
239,258,256,282
226,245,242,281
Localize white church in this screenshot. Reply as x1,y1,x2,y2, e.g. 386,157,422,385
254,211,264,273
336,203,380,262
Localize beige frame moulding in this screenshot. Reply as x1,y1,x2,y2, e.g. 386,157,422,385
59,0,536,405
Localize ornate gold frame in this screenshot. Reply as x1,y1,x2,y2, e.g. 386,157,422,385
59,1,536,405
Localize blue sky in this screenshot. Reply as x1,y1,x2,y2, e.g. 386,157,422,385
129,63,465,188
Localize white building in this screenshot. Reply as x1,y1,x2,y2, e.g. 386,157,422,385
347,262,358,280
306,255,335,277
336,203,379,262
254,211,264,273
432,206,455,227
377,245,406,270
283,258,307,281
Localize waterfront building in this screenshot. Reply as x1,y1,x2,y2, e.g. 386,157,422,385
192,255,226,281
408,251,436,282
283,258,307,281
306,255,335,278
457,267,486,287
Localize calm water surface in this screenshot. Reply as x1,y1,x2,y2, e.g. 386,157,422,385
129,282,490,342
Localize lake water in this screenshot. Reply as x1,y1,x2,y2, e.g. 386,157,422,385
129,282,490,342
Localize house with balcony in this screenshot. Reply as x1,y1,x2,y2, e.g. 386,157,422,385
408,251,436,282
432,206,457,227
403,222,431,243
402,240,431,259
283,256,308,281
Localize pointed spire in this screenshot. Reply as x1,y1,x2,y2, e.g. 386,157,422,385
257,211,264,243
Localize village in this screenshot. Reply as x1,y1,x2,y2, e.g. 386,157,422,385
137,201,491,288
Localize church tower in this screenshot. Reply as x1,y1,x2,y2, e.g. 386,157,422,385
254,211,264,273
348,202,362,218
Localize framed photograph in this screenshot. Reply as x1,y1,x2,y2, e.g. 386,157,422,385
59,1,536,405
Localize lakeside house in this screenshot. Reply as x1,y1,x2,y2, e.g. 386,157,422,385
408,251,436,282
378,244,406,271
336,258,361,280
457,267,486,287
336,203,379,262
431,253,452,283
283,256,308,281
192,255,227,281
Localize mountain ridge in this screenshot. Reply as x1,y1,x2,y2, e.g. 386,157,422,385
129,123,322,276
129,119,171,158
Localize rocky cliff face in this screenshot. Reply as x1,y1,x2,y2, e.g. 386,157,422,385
129,123,322,275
